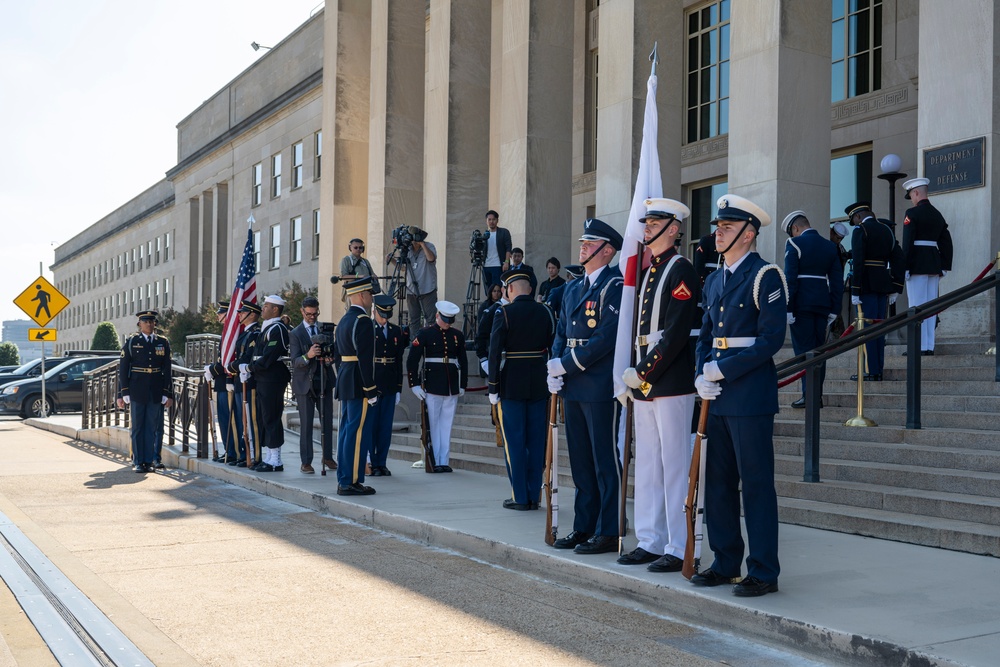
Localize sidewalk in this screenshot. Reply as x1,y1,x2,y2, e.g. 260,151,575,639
29,414,1000,667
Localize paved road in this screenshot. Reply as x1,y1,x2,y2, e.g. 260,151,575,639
0,420,824,666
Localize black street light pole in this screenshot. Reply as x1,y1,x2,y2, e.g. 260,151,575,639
877,154,907,223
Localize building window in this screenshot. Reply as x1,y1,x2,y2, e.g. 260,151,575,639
584,1,599,172
131,248,136,273
252,163,263,206
290,216,302,264
154,282,160,308
155,237,161,265
139,245,144,271
312,209,321,259
292,142,303,189
314,131,322,179
269,224,280,269
830,149,873,222
164,278,169,307
832,0,882,103
165,232,171,261
147,240,153,263
253,231,262,275
686,0,731,143
688,180,728,256
271,153,282,198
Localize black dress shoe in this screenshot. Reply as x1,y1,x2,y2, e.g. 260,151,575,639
337,483,376,496
439,465,453,473
379,466,392,476
690,568,740,587
791,397,806,409
370,467,384,477
922,350,934,356
132,463,145,473
212,455,224,462
502,499,532,511
273,465,283,472
733,576,778,597
235,460,247,467
528,501,539,510
153,461,165,470
432,465,447,473
647,554,684,572
256,463,275,472
552,531,591,550
143,463,154,473
616,547,662,565
574,535,617,555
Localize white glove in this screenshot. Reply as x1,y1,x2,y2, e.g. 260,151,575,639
411,386,426,401
459,388,465,397
226,383,235,392
239,370,250,383
489,393,500,405
851,296,861,306
239,363,249,375
394,393,401,406
622,367,643,389
905,271,910,281
161,395,169,405
480,358,489,374
786,313,795,325
827,313,837,327
547,357,566,377
546,375,564,394
616,392,630,408
203,365,213,384
368,396,378,406
122,395,131,405
703,360,725,382
888,294,898,306
695,375,722,400
942,270,949,276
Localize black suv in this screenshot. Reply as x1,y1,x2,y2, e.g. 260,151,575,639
0,355,118,418
0,358,45,388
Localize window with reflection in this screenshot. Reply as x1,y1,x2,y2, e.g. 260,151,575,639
829,150,872,222
290,216,302,264
686,0,731,143
832,0,882,102
252,163,263,206
270,224,281,269
292,142,303,189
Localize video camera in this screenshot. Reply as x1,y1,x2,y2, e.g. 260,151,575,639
310,322,337,358
391,225,428,252
469,229,490,266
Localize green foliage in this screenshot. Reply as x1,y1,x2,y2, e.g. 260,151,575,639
280,281,318,328
201,302,224,335
91,322,121,350
0,341,19,366
157,308,207,352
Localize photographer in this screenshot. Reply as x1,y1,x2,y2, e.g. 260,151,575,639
290,297,337,474
482,210,512,296
387,225,438,330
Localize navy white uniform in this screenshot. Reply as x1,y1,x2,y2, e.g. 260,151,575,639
118,315,173,470
251,315,291,470
227,316,261,464
335,304,378,487
370,304,407,472
902,182,953,353
407,316,468,467
782,213,844,398
206,302,243,462
489,289,556,507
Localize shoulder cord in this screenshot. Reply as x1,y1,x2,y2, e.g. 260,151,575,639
752,264,789,310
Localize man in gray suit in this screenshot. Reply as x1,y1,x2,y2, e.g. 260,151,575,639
290,296,337,474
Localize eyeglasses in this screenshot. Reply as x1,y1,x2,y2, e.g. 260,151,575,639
351,245,365,251
302,310,319,317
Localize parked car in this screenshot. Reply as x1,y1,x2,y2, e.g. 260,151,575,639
0,358,46,388
0,355,119,418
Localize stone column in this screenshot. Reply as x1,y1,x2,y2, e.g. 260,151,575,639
917,0,998,338
319,1,372,319
498,0,574,272
186,198,199,309
197,190,214,308
595,0,684,237
212,182,229,302
424,0,491,308
727,0,831,264
368,0,425,287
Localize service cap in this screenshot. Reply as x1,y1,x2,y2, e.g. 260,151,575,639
136,310,158,322
640,198,690,222
713,194,771,230
781,210,807,235
902,177,930,200
436,300,460,323
578,218,623,251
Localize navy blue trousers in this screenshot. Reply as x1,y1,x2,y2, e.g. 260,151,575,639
338,398,373,487
130,401,163,465
498,398,548,505
368,392,397,468
217,390,245,460
859,293,888,375
564,399,619,536
297,388,334,465
705,413,780,583
790,312,828,396
257,381,285,450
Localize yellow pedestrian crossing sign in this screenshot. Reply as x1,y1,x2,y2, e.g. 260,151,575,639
14,276,70,327
28,328,57,342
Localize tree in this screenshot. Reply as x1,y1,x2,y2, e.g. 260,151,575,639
91,322,120,350
0,342,19,366
158,308,206,352
201,302,224,335
280,281,319,328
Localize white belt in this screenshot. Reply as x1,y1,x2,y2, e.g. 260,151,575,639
798,274,829,285
635,330,662,348
712,337,756,350
424,357,459,367
914,240,939,248
704,262,719,269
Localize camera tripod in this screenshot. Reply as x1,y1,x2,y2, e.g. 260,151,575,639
384,245,419,331
463,260,485,341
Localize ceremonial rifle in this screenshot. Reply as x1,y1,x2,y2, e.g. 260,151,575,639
420,397,435,471
241,380,255,466
682,399,710,580
544,393,559,546
491,403,503,447
206,387,219,458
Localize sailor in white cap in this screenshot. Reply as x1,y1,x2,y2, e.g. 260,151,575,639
247,294,292,472
691,194,786,597
901,178,953,355
406,300,468,472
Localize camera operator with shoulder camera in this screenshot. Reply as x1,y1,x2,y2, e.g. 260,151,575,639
290,296,337,474
386,225,438,330
482,209,512,296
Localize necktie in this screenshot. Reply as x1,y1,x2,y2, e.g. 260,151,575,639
724,269,732,286
309,325,316,337
584,277,591,291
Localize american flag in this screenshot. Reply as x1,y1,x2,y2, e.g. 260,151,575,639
221,217,258,366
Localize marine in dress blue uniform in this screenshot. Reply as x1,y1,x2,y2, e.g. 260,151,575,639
335,278,380,495
488,269,556,510
547,218,624,555
781,211,845,406
369,295,407,476
618,199,700,573
901,178,954,354
205,301,244,462
692,194,787,597
226,300,262,466
117,310,174,473
246,295,292,472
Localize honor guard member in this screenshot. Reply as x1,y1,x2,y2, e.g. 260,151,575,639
902,177,953,354
547,218,624,555
243,295,292,472
781,211,845,407
475,287,507,375
693,228,721,288
692,194,787,597
117,310,174,473
845,202,902,381
488,268,557,510
290,296,337,474
545,264,585,317
335,278,380,495
369,294,407,476
226,300,262,466
408,301,468,472
205,301,244,462
618,198,700,572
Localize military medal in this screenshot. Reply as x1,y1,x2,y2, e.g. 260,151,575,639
585,300,596,316
587,318,597,328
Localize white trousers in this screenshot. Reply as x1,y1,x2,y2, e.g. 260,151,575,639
633,393,695,558
425,394,458,465
907,274,939,351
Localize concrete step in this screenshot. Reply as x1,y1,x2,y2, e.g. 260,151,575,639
783,379,1000,396
775,404,999,430
775,340,995,360
777,391,1000,413
775,437,1000,473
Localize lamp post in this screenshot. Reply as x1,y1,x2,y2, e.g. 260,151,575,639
876,153,907,223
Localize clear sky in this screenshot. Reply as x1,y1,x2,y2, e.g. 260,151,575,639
0,0,323,326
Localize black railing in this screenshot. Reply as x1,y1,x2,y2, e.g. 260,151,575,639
185,334,220,368
776,265,999,483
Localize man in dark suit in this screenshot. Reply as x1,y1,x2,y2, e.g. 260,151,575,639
781,210,844,407
509,247,538,296
547,218,623,555
243,295,292,472
692,194,786,597
901,177,954,355
488,268,556,510
335,278,379,495
116,310,174,473
226,300,262,467
290,296,336,474
369,294,407,476
483,209,513,295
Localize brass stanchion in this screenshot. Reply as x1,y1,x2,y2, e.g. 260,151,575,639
846,303,877,427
